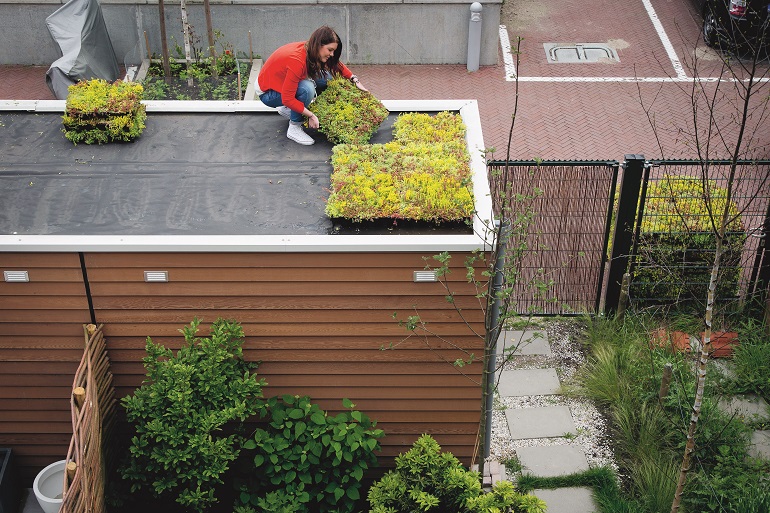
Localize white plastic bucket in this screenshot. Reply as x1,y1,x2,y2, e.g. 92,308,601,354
32,460,65,513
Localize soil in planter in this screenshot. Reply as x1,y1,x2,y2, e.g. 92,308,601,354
141,60,250,100
329,217,473,235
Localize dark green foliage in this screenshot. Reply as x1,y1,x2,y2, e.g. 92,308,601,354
575,315,770,513
62,79,146,144
312,75,389,145
367,434,545,513
630,176,745,308
120,318,266,513
238,395,384,513
729,319,770,401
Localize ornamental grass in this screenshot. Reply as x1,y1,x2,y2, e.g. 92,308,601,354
62,79,146,145
325,111,474,222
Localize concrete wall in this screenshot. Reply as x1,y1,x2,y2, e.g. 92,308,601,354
0,0,502,66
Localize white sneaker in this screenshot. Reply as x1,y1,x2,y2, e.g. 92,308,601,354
276,106,291,119
287,122,314,145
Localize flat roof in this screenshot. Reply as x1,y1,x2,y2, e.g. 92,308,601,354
0,100,493,252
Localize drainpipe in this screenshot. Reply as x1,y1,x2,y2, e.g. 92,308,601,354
483,221,508,464
467,2,483,72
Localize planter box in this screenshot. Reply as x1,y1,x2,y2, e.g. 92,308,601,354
649,329,691,353
0,449,18,513
701,331,739,358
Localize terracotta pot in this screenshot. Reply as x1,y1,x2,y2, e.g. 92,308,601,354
700,331,739,358
649,329,691,353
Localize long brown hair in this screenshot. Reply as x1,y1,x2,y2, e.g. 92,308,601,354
305,26,343,79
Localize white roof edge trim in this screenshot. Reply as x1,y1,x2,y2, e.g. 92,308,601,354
0,234,490,253
0,99,494,253
0,99,478,114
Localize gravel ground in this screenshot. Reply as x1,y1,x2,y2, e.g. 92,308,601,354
489,320,620,474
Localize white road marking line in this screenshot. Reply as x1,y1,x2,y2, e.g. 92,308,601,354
641,0,688,79
498,0,692,82
499,25,517,79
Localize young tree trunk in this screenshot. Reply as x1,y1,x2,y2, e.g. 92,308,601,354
670,236,722,512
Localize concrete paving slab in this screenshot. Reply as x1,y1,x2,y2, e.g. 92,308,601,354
498,330,551,357
498,368,561,397
516,444,590,477
505,406,576,439
717,395,770,422
748,430,770,461
533,487,597,513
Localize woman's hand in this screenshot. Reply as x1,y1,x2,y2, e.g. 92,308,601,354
355,81,369,92
307,112,320,129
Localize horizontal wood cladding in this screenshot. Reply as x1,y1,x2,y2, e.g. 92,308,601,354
88,251,485,465
0,250,487,484
0,252,90,485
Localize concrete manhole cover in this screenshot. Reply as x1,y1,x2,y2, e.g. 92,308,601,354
544,43,619,63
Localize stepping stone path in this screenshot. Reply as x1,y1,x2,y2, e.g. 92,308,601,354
496,329,598,513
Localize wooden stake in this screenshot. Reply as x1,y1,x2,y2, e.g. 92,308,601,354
73,387,86,408
659,363,673,403
248,31,253,64
143,31,151,61
66,461,77,481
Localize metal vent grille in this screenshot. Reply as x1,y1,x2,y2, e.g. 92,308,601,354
144,271,169,282
413,271,438,283
4,270,29,282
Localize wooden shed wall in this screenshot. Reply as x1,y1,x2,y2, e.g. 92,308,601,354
0,253,90,484
2,251,485,485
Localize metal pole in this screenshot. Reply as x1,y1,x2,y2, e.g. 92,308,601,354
467,2,483,72
483,221,508,465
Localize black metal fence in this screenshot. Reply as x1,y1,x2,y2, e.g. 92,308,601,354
488,157,770,316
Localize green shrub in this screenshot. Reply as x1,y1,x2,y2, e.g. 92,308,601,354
313,75,389,144
730,319,770,400
631,176,745,306
367,434,545,513
325,112,474,222
238,395,383,513
120,318,266,512
62,79,146,144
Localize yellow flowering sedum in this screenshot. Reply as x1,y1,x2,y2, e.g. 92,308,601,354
325,112,475,222
62,79,146,145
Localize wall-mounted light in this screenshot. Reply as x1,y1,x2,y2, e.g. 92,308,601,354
4,270,29,282
144,271,169,282
413,271,438,283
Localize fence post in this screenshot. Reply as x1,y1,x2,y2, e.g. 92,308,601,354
604,154,645,315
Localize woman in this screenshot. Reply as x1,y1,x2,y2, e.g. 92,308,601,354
258,26,368,146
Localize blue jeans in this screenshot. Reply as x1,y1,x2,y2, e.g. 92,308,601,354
260,72,330,123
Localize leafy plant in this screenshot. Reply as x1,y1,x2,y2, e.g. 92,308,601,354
729,318,770,401
62,79,146,144
120,318,266,512
631,176,745,307
326,112,474,222
142,33,253,100
238,395,384,513
367,434,544,513
313,75,389,144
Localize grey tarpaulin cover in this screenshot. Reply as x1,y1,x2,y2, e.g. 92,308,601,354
45,0,119,99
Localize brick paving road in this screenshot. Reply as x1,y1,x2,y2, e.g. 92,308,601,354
1,0,768,162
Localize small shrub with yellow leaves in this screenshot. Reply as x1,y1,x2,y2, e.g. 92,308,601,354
62,79,146,145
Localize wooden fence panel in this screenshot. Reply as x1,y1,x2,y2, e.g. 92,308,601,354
61,324,116,513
